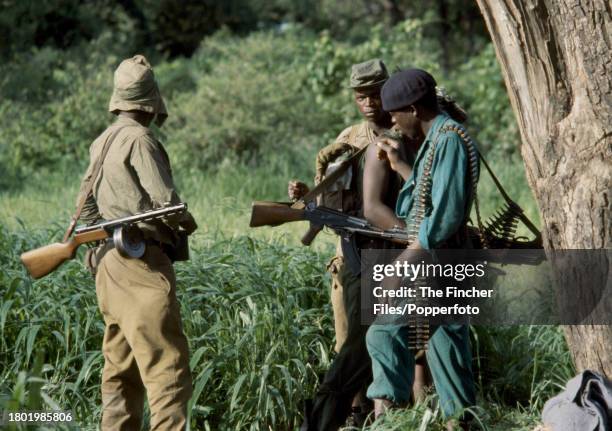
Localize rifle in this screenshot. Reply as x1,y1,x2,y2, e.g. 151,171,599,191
250,201,410,246
250,201,545,266
20,203,187,279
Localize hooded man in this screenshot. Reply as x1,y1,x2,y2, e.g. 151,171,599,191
77,55,197,430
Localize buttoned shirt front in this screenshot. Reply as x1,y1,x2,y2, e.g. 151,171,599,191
395,113,478,249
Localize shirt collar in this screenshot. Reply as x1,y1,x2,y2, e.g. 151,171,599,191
367,120,381,135
412,112,451,167
423,112,451,144
114,115,146,128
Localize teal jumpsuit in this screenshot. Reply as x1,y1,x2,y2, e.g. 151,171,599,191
365,113,477,417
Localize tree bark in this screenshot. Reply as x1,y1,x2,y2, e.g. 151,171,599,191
475,0,612,377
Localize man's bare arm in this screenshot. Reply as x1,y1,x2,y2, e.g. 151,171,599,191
362,144,406,230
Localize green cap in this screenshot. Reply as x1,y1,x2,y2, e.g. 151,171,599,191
349,59,389,90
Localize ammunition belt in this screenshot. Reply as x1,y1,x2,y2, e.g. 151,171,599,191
404,122,479,351
405,121,541,351
404,126,439,351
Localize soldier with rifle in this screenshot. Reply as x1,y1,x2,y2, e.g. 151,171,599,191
287,59,419,430
369,69,477,431
289,59,394,356
69,55,196,430
255,64,473,429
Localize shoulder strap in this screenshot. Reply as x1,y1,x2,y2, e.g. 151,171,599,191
62,125,126,241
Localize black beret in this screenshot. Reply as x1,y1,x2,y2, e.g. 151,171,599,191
381,68,437,111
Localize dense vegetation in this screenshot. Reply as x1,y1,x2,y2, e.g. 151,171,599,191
0,1,568,429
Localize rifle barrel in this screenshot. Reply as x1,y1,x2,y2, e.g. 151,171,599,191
75,203,187,234
305,206,410,243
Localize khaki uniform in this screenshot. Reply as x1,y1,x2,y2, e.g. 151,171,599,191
304,121,406,431
316,121,388,353
78,115,194,430
301,58,397,431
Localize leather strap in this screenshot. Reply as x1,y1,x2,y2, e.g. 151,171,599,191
62,125,126,241
442,124,541,242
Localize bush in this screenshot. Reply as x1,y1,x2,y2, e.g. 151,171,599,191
0,31,140,184
446,44,521,155
1,17,522,185
164,28,334,171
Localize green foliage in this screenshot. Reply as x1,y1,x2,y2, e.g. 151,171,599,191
446,44,521,155
0,18,523,190
472,326,574,411
164,29,334,170
179,238,331,429
303,19,442,132
0,223,103,423
0,1,489,60
0,224,331,429
0,31,139,185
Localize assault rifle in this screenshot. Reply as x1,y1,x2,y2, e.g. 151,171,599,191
250,201,545,266
20,203,187,279
250,201,410,246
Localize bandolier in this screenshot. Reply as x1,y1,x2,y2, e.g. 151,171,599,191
366,69,477,423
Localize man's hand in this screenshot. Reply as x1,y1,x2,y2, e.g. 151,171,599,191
288,180,309,201
376,138,412,180
376,137,402,166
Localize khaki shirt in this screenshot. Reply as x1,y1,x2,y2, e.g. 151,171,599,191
315,121,390,258
77,116,195,244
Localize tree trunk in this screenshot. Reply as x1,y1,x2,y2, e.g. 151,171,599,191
475,0,612,378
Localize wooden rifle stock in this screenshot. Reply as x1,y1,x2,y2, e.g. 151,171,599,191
20,228,109,279
21,203,188,279
250,201,326,246
249,201,306,227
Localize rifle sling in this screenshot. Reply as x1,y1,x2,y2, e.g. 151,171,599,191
441,124,541,241
292,145,368,209
62,125,127,242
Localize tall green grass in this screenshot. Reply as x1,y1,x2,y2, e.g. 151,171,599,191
0,170,568,431
0,136,550,430
0,224,333,430
0,149,540,246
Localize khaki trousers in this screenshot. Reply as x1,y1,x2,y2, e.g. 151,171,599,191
328,255,348,353
96,246,192,430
